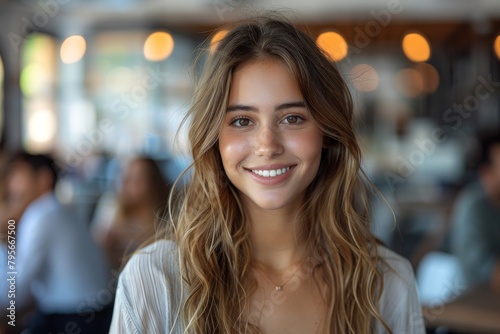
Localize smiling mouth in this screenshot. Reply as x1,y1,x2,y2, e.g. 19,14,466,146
250,166,292,177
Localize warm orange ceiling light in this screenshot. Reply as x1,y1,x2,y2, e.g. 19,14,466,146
316,32,348,61
402,33,431,62
144,31,174,62
494,35,500,60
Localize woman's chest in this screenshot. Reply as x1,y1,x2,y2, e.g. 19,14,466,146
248,276,328,334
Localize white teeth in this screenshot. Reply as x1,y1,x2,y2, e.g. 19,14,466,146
251,167,291,177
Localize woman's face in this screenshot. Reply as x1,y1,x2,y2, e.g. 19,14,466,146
218,59,324,211
120,160,150,206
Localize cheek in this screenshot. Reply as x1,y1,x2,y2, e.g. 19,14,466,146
287,131,324,164
8,173,31,196
219,132,250,168
134,183,149,198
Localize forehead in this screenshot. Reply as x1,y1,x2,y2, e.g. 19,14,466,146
7,161,35,178
126,160,150,175
228,59,302,103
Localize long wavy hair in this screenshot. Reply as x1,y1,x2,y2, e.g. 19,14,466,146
168,14,391,334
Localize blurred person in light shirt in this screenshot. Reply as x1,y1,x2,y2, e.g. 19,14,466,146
451,131,500,292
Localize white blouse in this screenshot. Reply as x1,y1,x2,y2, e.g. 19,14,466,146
109,240,426,334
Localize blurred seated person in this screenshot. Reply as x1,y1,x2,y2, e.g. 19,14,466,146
0,153,112,333
451,131,500,291
0,151,26,225
92,157,170,271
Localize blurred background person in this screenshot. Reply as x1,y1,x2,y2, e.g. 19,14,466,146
92,156,170,271
0,153,112,334
0,151,17,245
451,130,500,291
0,151,30,225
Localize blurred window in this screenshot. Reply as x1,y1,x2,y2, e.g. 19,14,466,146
57,29,196,169
20,33,58,153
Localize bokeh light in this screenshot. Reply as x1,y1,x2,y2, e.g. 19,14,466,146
144,31,174,61
414,62,440,93
395,68,424,98
316,32,348,61
20,64,46,96
27,109,57,143
60,35,87,64
351,64,380,92
210,30,228,53
402,33,431,62
494,34,500,60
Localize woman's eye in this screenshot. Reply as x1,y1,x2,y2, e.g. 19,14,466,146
231,117,253,127
282,115,304,124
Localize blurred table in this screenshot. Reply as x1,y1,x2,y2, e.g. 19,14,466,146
423,285,500,333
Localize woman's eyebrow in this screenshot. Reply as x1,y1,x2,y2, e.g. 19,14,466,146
275,101,306,111
226,104,258,112
226,101,306,112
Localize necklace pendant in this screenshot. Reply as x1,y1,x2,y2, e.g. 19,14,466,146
275,286,282,291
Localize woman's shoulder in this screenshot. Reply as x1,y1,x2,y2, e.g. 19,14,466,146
375,245,426,334
376,245,416,290
111,239,184,333
120,239,181,284
377,245,413,272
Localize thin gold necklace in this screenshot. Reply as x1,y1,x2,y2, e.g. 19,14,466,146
254,259,306,292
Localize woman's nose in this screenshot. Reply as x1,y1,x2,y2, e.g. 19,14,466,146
254,126,284,158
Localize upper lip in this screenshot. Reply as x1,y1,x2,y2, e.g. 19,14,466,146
245,164,296,170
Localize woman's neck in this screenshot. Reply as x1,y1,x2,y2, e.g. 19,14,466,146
246,201,307,272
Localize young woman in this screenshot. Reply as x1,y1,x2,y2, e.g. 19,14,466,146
110,15,425,334
92,157,170,271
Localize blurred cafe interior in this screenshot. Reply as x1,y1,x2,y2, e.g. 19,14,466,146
0,0,500,333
